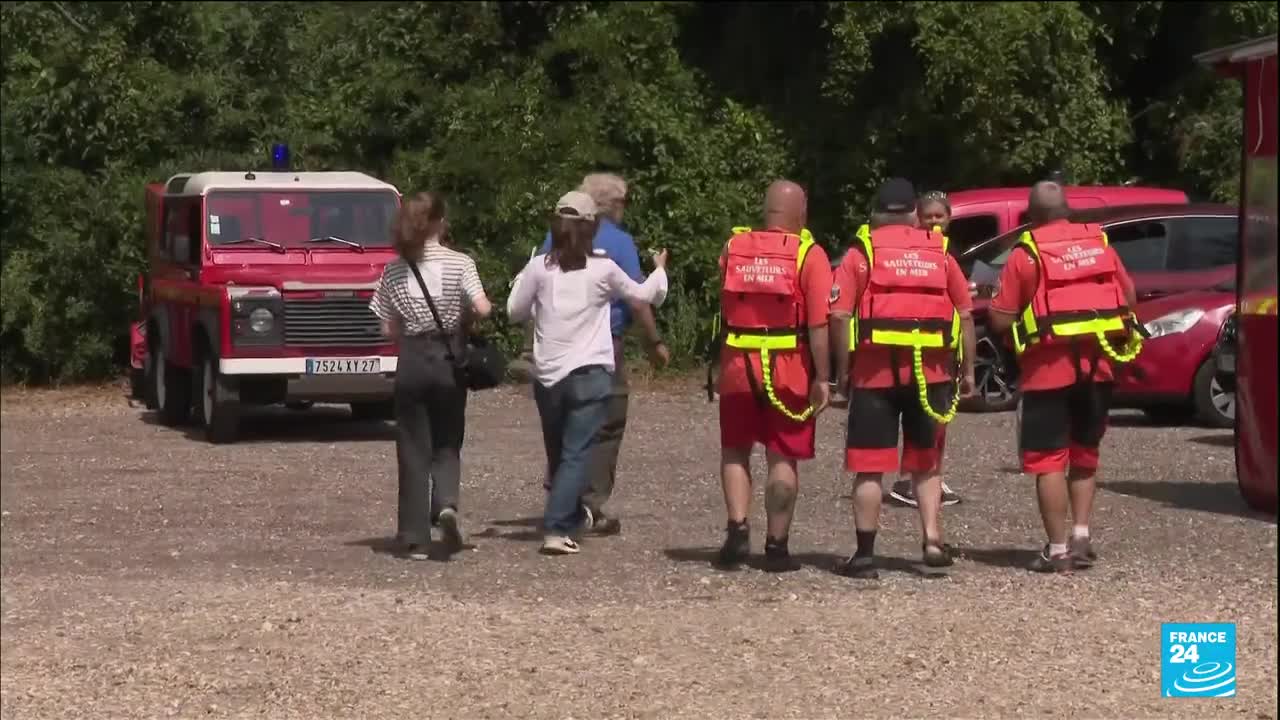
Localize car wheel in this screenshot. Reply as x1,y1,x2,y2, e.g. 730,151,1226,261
153,345,191,426
1192,358,1234,429
350,400,395,422
194,349,240,444
964,335,1020,412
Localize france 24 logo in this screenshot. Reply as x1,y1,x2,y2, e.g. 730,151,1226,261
1161,623,1237,698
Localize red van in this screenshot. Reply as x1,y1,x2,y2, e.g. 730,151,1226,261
945,185,1190,256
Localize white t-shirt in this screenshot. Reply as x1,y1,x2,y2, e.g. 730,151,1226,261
507,255,668,387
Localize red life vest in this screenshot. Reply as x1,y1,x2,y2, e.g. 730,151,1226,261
853,225,957,348
720,229,811,336
1017,222,1129,348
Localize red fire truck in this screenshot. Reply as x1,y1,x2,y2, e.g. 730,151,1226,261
130,151,403,443
1197,35,1278,513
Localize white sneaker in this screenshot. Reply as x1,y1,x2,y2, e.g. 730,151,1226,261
540,536,580,555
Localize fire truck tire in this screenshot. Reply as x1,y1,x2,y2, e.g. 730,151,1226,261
350,400,395,422
195,351,240,444
153,345,192,426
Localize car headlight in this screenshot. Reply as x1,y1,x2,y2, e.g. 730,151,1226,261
1144,309,1205,339
248,307,275,334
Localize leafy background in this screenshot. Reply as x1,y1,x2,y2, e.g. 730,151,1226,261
1,1,1276,383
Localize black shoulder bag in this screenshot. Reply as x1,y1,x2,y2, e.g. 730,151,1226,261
407,262,507,391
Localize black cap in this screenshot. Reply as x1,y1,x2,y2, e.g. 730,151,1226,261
875,177,916,213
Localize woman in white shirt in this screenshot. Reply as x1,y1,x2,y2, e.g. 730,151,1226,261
370,192,493,561
507,191,669,555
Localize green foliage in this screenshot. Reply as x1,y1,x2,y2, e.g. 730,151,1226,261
1,1,1276,383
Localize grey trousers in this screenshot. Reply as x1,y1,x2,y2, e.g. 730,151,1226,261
394,333,467,546
581,337,630,514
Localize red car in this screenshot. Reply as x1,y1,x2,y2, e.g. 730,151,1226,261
960,202,1239,412
1115,286,1237,427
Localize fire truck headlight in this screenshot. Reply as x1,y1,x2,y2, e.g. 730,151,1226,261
249,307,275,334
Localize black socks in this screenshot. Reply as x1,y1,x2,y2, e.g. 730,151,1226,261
855,530,877,558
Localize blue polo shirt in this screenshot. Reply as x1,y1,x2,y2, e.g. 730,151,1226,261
540,219,644,337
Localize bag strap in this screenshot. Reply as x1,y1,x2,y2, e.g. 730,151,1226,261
406,260,458,363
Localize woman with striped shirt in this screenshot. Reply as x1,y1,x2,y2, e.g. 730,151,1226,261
371,192,493,560
507,191,669,555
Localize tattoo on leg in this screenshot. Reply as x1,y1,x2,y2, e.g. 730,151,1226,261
765,481,796,516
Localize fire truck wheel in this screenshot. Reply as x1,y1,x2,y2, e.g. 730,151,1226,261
350,400,395,423
153,345,192,426
195,351,240,444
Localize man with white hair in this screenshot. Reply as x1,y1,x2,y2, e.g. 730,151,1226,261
538,172,668,536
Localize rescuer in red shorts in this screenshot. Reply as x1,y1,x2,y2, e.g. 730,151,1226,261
988,181,1141,573
828,178,976,578
714,179,832,572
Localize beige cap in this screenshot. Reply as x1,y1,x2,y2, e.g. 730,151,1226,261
555,191,597,221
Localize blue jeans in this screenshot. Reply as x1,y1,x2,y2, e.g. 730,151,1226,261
534,365,613,535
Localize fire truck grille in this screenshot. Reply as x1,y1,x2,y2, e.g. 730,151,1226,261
283,297,384,347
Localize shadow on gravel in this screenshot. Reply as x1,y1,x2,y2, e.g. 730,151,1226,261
141,410,396,443
951,546,1039,570
1188,434,1233,448
345,536,469,562
1102,481,1277,522
663,547,944,578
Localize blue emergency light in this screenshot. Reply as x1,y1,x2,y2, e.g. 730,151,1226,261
271,143,290,171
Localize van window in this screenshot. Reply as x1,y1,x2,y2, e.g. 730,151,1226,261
947,214,1000,255
1105,220,1171,272
1168,216,1238,271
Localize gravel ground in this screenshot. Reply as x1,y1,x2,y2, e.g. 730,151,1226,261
2,380,1276,719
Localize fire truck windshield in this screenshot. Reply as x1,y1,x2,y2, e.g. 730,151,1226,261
205,190,398,248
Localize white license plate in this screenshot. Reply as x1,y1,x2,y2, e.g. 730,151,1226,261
305,358,381,375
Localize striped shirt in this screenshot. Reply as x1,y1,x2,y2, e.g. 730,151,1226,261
370,243,485,335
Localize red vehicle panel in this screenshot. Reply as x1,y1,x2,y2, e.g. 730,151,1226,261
1198,35,1278,512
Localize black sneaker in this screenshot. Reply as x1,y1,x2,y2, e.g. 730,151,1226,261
763,537,800,573
922,540,953,568
836,554,879,579
717,521,750,568
888,479,918,507
1068,535,1097,568
1028,545,1074,574
940,482,962,507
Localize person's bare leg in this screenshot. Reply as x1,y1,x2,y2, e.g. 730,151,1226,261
718,446,754,566
1067,466,1098,565
911,470,943,542
764,450,798,540
1036,470,1070,547
721,447,752,523
1067,467,1096,529
852,472,883,532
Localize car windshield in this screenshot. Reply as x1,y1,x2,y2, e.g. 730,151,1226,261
205,190,398,247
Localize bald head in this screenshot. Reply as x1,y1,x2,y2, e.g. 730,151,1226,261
1027,181,1071,226
764,179,807,233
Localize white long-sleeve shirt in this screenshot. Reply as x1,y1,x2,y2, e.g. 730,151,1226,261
507,256,668,387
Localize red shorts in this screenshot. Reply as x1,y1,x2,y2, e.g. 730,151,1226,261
719,392,817,459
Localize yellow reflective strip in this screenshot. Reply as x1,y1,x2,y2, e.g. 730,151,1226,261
732,226,752,235
1100,230,1110,248
855,224,874,266
1049,317,1126,337
796,234,814,271
869,329,946,348
1020,305,1039,335
725,332,798,350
